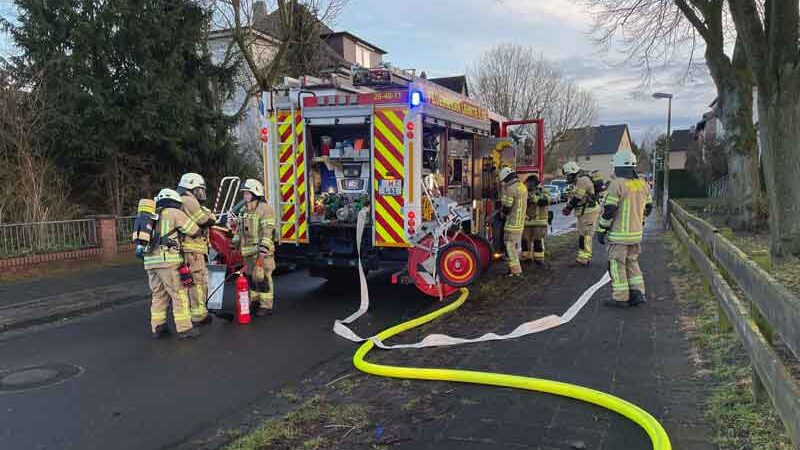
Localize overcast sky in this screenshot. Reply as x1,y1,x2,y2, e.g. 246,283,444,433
335,0,715,143
0,0,716,143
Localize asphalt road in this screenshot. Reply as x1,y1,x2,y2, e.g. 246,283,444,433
0,269,430,450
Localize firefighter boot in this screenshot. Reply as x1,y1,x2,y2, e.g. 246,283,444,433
603,298,630,308
194,315,213,326
629,290,647,306
178,327,200,339
254,307,271,317
151,324,170,339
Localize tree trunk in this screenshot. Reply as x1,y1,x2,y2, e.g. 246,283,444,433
719,81,763,230
759,71,800,259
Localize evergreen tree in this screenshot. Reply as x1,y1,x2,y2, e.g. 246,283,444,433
7,0,245,215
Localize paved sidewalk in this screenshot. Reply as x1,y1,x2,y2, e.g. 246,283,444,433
0,263,147,331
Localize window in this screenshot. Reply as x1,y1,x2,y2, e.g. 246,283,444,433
355,44,371,67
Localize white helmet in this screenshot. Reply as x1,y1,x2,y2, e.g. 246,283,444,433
612,150,637,168
155,188,183,204
241,178,265,197
178,173,206,190
562,161,581,176
498,166,514,181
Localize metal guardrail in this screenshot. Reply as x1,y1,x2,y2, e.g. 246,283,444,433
670,200,800,444
116,216,135,245
0,219,99,259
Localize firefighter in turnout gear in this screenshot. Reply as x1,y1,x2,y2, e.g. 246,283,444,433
562,161,601,266
233,179,276,316
522,173,550,266
499,167,528,277
176,173,216,326
145,188,201,339
596,150,653,307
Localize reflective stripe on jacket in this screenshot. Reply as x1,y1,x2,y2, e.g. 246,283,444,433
525,186,550,227
144,208,199,269
180,194,215,254
236,201,276,257
572,174,599,215
600,178,652,245
501,179,528,232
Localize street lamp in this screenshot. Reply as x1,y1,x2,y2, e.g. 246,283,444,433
653,92,673,229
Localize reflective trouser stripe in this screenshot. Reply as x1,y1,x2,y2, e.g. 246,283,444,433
504,231,523,274
148,267,193,333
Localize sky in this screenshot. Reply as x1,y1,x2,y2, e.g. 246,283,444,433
0,0,716,143
334,0,716,143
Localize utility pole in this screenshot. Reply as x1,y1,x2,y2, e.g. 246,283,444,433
653,92,673,229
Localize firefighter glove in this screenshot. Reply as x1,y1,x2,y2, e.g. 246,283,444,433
537,197,549,207
562,205,573,216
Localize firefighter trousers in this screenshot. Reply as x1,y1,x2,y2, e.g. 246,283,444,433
504,230,523,275
607,243,645,302
183,252,209,322
522,226,547,262
576,209,600,265
147,267,192,333
245,254,275,310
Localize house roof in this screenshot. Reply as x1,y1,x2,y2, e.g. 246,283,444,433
429,76,469,97
253,2,334,38
670,129,692,152
321,31,387,54
560,124,630,155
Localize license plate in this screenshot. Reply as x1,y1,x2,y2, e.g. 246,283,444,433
378,179,403,196
342,179,362,190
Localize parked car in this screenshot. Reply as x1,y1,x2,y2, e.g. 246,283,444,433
549,179,570,202
543,185,561,204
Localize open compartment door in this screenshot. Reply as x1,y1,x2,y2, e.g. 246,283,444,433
500,118,545,177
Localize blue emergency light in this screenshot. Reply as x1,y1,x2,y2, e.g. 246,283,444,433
410,91,423,107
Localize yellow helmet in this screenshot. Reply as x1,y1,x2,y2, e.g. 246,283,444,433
241,178,265,197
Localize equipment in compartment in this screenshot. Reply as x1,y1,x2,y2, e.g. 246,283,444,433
309,125,373,225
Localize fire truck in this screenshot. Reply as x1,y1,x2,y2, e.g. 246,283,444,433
215,68,544,298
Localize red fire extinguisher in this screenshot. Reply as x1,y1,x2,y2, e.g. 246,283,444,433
235,271,251,325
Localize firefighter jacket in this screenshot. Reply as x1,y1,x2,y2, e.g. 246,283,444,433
501,178,528,233
180,193,216,254
234,201,276,258
569,174,600,216
598,177,652,245
525,186,550,227
144,208,200,269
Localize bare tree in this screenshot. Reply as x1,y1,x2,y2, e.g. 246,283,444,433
468,43,598,164
208,0,348,115
0,70,74,223
584,0,763,230
728,1,800,260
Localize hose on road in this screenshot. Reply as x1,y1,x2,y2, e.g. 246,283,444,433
352,288,672,450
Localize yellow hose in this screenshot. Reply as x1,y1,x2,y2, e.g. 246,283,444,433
353,288,671,450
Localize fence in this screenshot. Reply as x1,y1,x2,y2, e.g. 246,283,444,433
0,219,99,259
116,216,135,245
670,200,800,445
706,175,730,198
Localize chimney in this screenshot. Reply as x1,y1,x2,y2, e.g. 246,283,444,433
253,1,267,21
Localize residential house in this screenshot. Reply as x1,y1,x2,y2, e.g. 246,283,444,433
429,76,469,96
668,129,691,170
553,124,633,179
208,1,386,162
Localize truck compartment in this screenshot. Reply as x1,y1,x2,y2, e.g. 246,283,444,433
306,123,372,227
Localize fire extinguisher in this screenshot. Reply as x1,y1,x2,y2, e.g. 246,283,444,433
235,271,251,325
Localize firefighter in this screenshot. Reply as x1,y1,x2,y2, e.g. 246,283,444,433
146,188,201,339
522,173,550,267
499,167,528,277
596,150,653,307
562,161,600,266
176,173,216,326
233,179,276,316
